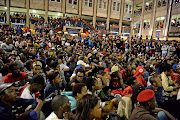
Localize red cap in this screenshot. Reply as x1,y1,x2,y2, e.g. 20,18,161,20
134,66,145,77
137,89,155,102
104,68,110,73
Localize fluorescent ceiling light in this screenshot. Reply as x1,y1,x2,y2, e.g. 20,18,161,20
4,7,7,9
32,10,36,13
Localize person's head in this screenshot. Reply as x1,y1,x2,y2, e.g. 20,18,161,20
32,61,42,75
0,83,17,103
149,74,162,88
74,94,101,120
30,74,45,93
159,63,172,76
39,51,46,58
51,95,71,119
172,64,180,74
9,62,20,76
76,68,85,82
47,71,61,84
111,66,119,76
134,66,146,77
5,38,11,45
137,89,156,111
126,77,138,87
50,61,60,70
72,83,87,99
131,84,145,103
102,56,108,63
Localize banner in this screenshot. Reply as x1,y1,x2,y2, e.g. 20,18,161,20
156,30,161,37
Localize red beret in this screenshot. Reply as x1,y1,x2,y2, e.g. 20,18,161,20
137,89,155,102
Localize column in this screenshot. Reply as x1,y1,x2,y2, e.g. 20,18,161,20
106,0,112,30
119,0,125,35
78,0,82,18
93,0,97,28
45,0,48,23
62,0,66,17
130,1,134,37
6,0,10,25
139,0,146,36
26,0,30,28
149,0,157,37
163,0,173,40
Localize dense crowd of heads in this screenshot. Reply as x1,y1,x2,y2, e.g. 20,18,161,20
0,20,180,120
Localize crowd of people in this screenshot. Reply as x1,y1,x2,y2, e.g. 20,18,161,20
0,18,180,120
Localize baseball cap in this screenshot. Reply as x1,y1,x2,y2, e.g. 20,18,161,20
33,61,42,68
172,64,180,70
111,66,119,73
31,75,45,85
0,83,14,94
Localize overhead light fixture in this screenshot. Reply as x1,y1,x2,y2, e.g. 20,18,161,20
4,7,7,9
32,10,36,13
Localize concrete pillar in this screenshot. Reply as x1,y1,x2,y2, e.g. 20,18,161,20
6,0,10,25
119,0,125,36
106,0,112,30
163,0,173,40
78,0,82,18
139,0,146,36
26,0,30,28
130,1,134,38
45,0,48,23
93,0,97,28
149,0,157,37
62,0,66,17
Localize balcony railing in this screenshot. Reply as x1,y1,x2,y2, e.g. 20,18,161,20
51,18,96,31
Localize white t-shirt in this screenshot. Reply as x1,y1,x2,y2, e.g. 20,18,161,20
20,86,35,99
45,112,58,120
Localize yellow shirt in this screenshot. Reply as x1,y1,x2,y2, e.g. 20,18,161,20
161,72,176,97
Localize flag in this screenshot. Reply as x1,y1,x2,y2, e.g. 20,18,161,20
103,0,108,2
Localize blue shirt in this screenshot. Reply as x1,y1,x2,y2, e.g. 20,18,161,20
146,85,165,105
44,83,61,98
0,98,38,120
61,92,77,112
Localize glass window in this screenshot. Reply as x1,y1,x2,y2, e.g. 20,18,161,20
117,3,120,11
113,2,116,11
129,5,132,14
69,0,72,4
74,0,77,5
99,0,102,8
89,0,93,7
125,4,128,13
85,0,88,6
104,2,107,9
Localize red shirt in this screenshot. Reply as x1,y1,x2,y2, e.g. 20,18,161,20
2,72,27,83
171,71,179,82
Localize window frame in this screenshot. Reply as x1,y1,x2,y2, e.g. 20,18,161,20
99,0,103,8
84,0,88,6
117,2,120,11
103,1,107,9
89,0,93,7
112,2,116,11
